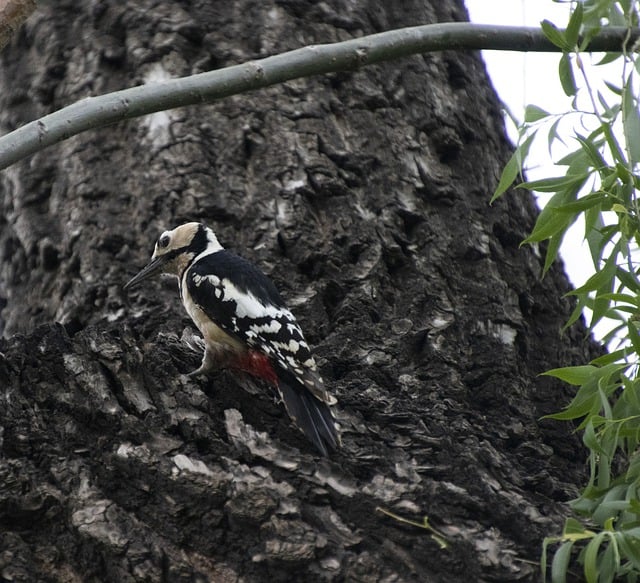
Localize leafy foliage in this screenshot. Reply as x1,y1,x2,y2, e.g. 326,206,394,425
492,1,640,580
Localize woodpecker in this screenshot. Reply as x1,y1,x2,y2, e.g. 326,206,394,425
124,222,340,456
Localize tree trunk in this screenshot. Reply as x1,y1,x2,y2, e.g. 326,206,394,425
0,1,598,581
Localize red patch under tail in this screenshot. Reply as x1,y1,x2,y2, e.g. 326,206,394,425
233,350,279,386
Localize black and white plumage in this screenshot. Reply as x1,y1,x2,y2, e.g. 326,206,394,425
124,222,340,455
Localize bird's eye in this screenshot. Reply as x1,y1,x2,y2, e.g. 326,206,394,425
158,234,170,248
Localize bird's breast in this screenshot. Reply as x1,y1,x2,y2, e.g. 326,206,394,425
181,281,244,354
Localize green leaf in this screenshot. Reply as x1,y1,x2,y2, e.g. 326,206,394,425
628,321,640,357
543,365,598,386
590,276,615,331
542,538,552,583
564,517,592,537
491,133,535,202
519,174,588,193
546,363,628,421
621,526,640,539
548,117,565,156
611,203,628,214
522,184,586,246
584,208,607,266
557,144,590,168
618,534,640,570
583,418,607,456
552,193,608,213
584,533,607,583
591,378,620,420
583,248,619,331
575,134,608,171
597,538,617,583
492,154,519,202
565,2,583,48
592,486,628,527
603,123,628,166
620,377,640,416
579,23,601,52
616,266,640,294
605,80,623,96
571,493,599,516
562,295,586,331
596,292,639,306
596,53,621,66
543,232,563,277
596,91,620,120
551,541,573,583
615,161,632,184
599,170,619,193
541,19,570,50
525,104,552,123
545,386,598,421
602,305,634,317
523,211,573,244
597,90,611,113
567,254,617,295
622,73,640,164
559,53,577,97
590,347,631,366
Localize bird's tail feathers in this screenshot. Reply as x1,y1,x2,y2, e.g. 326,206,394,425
278,380,340,456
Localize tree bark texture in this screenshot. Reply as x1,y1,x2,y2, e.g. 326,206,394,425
0,1,600,581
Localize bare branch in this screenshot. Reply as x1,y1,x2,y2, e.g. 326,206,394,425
0,22,637,172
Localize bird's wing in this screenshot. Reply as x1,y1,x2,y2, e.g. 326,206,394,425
186,252,335,405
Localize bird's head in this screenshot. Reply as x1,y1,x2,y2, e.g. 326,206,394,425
124,222,222,290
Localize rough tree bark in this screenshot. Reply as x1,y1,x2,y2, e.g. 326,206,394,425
0,1,599,581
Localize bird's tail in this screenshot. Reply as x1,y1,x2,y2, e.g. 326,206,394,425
278,377,340,456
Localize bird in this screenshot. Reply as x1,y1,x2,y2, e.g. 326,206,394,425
123,222,340,456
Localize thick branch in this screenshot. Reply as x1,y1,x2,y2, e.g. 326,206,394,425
0,22,637,172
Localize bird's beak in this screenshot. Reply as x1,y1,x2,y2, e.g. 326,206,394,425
123,255,169,291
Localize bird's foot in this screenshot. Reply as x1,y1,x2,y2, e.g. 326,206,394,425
181,327,206,353
186,347,219,378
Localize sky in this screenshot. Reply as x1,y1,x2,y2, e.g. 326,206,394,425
465,1,581,276
465,0,621,340
465,2,573,133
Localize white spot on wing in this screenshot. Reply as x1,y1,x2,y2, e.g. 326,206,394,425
250,320,282,334
220,279,295,321
194,273,220,288
273,339,301,353
286,322,303,336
